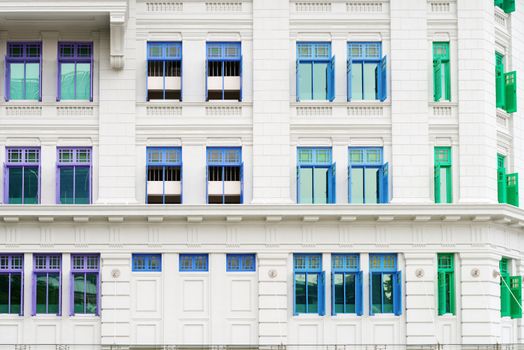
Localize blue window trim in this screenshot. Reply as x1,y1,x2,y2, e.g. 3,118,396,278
146,42,183,101
206,42,242,101
146,147,183,204
226,254,256,272
179,254,209,272
369,253,402,316
347,42,387,102
296,147,336,204
348,147,389,204
132,254,162,272
206,147,244,204
296,42,335,102
331,254,363,316
293,254,325,316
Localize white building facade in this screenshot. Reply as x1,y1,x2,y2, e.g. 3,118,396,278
0,0,523,347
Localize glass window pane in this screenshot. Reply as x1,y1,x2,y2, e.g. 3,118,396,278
75,63,91,100
8,168,23,204
25,63,40,100
365,168,379,204
351,63,363,100
334,273,344,314
23,167,39,204
295,273,306,313
299,168,313,204
60,63,75,100
86,274,98,314
313,167,328,204
445,273,452,314
440,167,448,203
36,275,47,313
74,274,85,314
372,273,382,314
47,274,60,314
363,63,378,100
441,62,447,99
298,63,312,100
74,167,90,204
345,274,356,313
0,275,8,313
60,167,74,204
9,63,25,100
10,274,21,314
382,273,394,313
307,274,318,313
313,62,327,100
350,168,364,204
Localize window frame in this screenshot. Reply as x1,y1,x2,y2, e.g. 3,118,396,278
432,42,451,102
56,147,92,204
146,147,183,204
132,254,162,272
0,254,24,315
206,147,243,204
5,42,42,101
331,254,363,315
4,147,41,204
293,253,325,316
437,253,455,316
226,254,256,272
205,42,242,101
434,147,452,204
146,41,182,101
32,254,62,316
347,42,387,102
70,254,100,316
369,253,402,316
57,42,93,101
296,147,336,204
179,254,209,272
348,147,389,204
296,42,335,102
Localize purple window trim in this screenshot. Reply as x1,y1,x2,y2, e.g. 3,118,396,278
5,42,42,102
32,254,62,316
56,147,92,204
70,254,100,316
57,42,93,102
4,147,41,205
0,254,24,315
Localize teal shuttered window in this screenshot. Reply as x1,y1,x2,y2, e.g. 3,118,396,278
437,253,455,316
296,43,335,101
433,42,451,102
496,52,517,113
497,154,519,207
434,147,452,204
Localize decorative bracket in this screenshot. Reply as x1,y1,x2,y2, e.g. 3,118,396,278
110,11,126,70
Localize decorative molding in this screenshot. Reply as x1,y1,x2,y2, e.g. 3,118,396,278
264,225,278,247
205,0,242,12
147,105,182,116
494,10,508,29
433,105,452,117
346,1,383,13
206,105,242,116
110,12,126,70
347,105,383,117
146,1,183,12
5,106,42,117
57,106,94,117
429,1,450,13
295,2,332,12
297,106,332,117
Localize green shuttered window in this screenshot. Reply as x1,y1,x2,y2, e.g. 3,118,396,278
437,254,455,316
500,258,522,319
495,52,517,113
495,0,515,14
434,147,452,204
433,42,451,102
497,154,519,207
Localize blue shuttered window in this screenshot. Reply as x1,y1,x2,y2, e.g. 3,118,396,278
331,254,363,315
296,43,335,102
206,42,242,101
147,42,182,101
132,254,162,272
369,254,402,316
348,147,389,204
146,147,182,204
297,148,336,204
348,42,387,102
206,147,243,204
293,254,325,315
180,254,209,272
226,254,256,272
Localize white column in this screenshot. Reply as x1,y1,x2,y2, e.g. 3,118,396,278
41,31,58,103
389,0,431,203
181,35,206,103
182,139,206,204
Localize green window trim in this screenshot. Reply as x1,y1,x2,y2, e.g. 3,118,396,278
433,42,451,102
500,258,522,319
434,147,452,204
497,154,519,207
437,253,455,316
495,0,515,14
495,52,517,113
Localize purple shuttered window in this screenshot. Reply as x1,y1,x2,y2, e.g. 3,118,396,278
57,42,93,101
5,42,42,101
70,254,100,316
56,147,92,204
32,254,62,316
0,254,24,315
4,147,41,205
